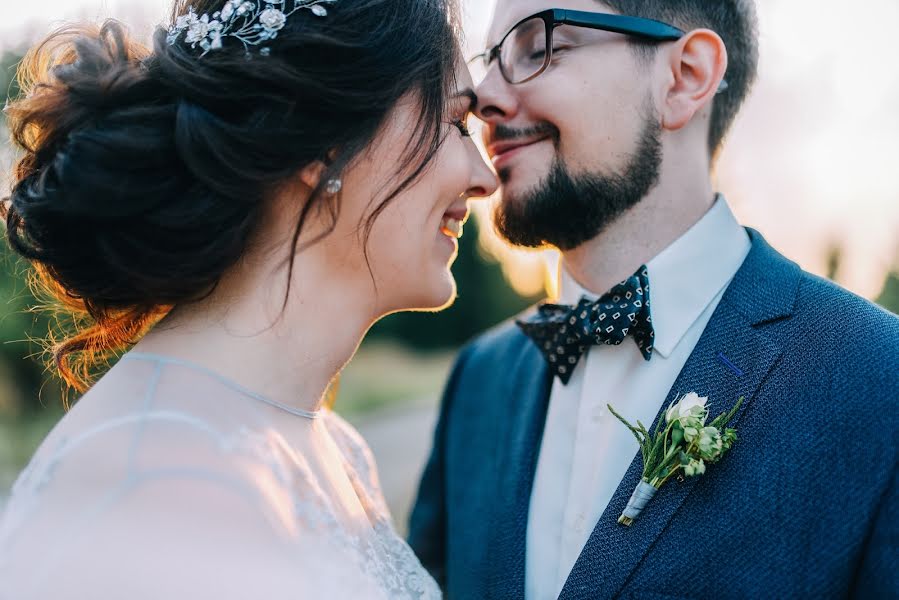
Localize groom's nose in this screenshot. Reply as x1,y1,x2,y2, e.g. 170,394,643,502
473,65,520,133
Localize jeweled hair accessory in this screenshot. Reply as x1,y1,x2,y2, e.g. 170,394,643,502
166,0,337,56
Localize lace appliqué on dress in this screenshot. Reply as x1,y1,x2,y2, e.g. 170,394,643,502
321,412,441,599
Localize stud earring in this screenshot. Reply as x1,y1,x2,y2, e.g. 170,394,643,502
325,178,343,195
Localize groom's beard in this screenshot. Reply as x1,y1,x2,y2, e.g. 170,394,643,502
493,107,663,252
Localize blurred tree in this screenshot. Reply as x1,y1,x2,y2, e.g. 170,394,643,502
1,49,60,416
824,243,842,282
1,50,23,114
825,243,898,315
876,265,899,315
368,217,540,350
0,241,61,416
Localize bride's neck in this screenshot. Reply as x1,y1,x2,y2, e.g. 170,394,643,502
132,246,375,415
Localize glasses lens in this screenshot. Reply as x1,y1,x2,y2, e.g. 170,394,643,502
501,17,548,84
468,51,488,86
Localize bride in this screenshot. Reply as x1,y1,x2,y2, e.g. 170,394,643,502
0,0,496,597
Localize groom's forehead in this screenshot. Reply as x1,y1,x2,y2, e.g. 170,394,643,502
487,0,608,45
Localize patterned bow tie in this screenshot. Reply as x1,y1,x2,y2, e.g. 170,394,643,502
516,266,655,384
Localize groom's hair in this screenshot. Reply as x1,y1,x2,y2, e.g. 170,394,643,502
598,0,759,160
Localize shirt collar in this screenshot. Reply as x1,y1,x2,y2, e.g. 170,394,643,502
557,195,751,358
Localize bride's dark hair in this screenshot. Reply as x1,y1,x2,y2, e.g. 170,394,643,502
1,0,461,394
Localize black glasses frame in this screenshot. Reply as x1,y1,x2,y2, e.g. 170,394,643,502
470,8,686,85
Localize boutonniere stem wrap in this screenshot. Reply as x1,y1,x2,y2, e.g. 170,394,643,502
608,392,743,526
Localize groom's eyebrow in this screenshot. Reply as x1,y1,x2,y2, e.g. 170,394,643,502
455,89,478,111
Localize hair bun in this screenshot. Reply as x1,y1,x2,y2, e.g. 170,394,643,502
3,20,233,308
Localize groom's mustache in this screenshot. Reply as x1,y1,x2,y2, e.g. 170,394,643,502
489,122,560,146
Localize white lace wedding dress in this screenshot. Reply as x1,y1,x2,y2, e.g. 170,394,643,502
0,352,440,599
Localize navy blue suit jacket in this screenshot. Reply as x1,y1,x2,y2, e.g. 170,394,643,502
408,229,899,599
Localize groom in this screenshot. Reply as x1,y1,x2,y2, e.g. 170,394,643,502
409,0,899,598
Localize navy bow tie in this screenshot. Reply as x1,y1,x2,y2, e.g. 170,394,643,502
516,266,655,384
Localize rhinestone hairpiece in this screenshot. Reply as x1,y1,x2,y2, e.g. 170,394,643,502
166,0,337,56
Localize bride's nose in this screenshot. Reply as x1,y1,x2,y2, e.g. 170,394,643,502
465,147,499,199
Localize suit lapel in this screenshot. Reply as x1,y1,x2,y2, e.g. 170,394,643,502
486,333,553,600
559,229,800,599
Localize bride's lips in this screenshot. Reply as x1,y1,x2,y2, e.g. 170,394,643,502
438,204,469,247
488,137,551,169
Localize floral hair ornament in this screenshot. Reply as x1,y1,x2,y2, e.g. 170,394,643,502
167,0,338,56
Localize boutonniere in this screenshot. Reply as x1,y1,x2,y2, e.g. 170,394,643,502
608,392,743,526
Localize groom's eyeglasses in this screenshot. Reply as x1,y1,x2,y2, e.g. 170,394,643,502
469,9,728,92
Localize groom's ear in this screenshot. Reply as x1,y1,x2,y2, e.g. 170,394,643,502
659,28,728,132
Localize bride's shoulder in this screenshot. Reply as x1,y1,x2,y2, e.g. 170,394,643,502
322,411,382,492
323,409,371,456
0,390,300,554
1,461,368,600
0,413,367,599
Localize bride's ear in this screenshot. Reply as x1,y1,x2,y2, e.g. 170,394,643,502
298,160,328,191
299,147,341,192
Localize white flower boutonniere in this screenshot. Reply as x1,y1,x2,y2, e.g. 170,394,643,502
608,392,743,526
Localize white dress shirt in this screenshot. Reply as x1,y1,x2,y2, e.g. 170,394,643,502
524,197,751,600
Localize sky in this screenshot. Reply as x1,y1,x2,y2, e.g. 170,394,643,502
2,0,898,300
